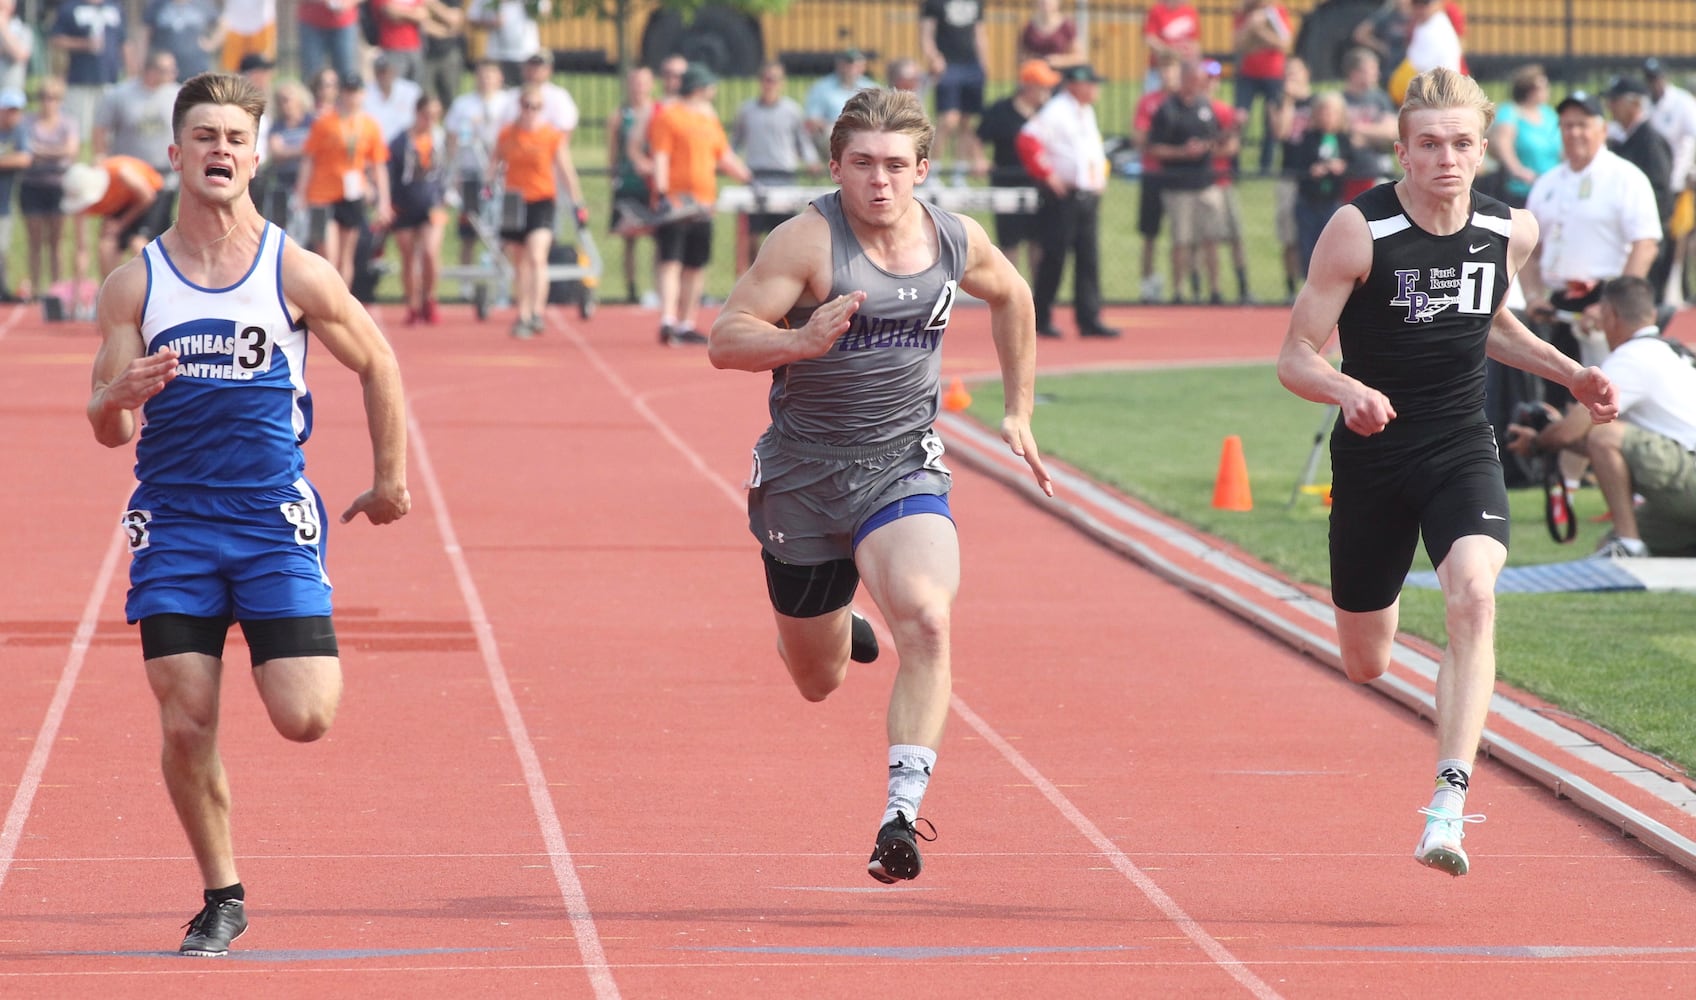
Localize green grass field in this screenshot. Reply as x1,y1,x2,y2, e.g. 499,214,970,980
965,365,1696,772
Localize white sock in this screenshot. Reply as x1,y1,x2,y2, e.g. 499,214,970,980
881,744,937,826
1428,759,1471,816
1617,536,1648,556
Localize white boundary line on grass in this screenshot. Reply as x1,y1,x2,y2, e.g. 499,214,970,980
407,407,622,1000
557,320,1284,1000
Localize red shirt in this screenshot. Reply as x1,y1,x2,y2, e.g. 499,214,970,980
1144,3,1200,69
1233,4,1292,81
1133,89,1171,171
299,0,358,30
375,0,424,52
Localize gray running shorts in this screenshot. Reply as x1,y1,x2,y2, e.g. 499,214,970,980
747,428,951,565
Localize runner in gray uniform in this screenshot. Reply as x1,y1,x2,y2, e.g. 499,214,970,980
710,88,1052,884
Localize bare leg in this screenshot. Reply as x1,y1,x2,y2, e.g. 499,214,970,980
676,264,707,331
393,228,418,312
772,605,855,702
252,654,342,743
525,228,552,320
1431,535,1506,768
1333,600,1398,684
1574,421,1640,540
419,217,443,308
854,513,960,750
147,653,240,890
655,258,682,325
504,240,531,322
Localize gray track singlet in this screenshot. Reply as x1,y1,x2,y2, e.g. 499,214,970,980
770,190,969,447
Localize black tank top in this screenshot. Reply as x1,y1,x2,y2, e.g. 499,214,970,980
1335,183,1513,446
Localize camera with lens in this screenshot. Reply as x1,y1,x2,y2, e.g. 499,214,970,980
1512,400,1552,432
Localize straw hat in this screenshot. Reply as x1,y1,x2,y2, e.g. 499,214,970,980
60,162,110,215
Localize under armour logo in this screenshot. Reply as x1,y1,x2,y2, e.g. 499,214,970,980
896,287,918,300
767,529,785,544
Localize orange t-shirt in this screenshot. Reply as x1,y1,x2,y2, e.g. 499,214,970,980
494,122,563,202
648,102,727,205
301,109,389,206
89,156,164,217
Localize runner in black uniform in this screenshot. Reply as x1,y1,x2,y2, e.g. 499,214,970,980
1277,68,1618,877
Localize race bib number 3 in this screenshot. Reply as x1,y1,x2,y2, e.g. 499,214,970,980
121,509,152,551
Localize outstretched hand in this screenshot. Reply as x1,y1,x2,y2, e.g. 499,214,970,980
1571,366,1618,424
341,484,412,525
1001,415,1054,497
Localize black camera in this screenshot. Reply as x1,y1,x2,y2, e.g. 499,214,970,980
1512,400,1552,432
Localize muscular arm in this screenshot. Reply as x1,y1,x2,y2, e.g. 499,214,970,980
708,209,862,371
282,242,410,524
956,212,1052,496
1275,205,1399,434
88,258,176,447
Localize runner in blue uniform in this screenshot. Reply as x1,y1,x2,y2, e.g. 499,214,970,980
710,88,1052,884
87,71,409,955
1277,68,1616,877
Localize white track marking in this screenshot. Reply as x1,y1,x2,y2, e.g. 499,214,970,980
407,408,621,1000
0,510,126,895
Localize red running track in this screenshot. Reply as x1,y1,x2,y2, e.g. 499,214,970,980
2,300,1695,998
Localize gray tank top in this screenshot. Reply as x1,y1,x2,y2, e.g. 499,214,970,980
770,190,968,447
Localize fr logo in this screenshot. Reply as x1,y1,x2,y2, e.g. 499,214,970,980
1391,264,1497,323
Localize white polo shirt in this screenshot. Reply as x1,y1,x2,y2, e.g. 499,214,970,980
1603,327,1696,451
1525,147,1663,285
1019,89,1108,193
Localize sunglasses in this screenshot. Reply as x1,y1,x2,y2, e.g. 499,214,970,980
521,102,543,111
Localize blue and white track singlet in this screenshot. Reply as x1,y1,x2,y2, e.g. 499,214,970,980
135,222,313,490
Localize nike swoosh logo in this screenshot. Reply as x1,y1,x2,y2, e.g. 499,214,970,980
1469,242,1490,253
1481,511,1507,520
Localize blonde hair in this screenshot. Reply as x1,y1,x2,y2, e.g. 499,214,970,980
1398,67,1495,140
829,88,935,165
172,71,266,141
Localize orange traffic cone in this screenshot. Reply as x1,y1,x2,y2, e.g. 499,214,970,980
942,377,972,412
1212,435,1253,511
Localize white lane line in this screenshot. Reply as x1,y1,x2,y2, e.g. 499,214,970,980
557,321,1283,999
406,407,621,1000
0,511,127,896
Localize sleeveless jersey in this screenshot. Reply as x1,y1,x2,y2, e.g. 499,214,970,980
1334,183,1514,446
135,222,314,490
771,191,968,447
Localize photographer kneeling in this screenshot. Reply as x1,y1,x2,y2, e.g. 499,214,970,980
1509,275,1696,557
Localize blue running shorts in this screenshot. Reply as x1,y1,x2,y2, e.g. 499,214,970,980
123,479,334,624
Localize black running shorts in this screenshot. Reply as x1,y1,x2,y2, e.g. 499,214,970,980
1329,421,1510,613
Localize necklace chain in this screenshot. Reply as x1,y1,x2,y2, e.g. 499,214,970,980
180,221,240,258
